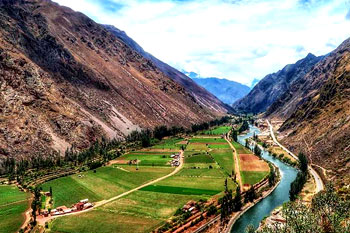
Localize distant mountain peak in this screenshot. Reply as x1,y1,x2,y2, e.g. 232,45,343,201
184,72,251,105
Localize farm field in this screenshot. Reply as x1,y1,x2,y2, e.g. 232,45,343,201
0,185,30,233
50,190,204,233
231,138,270,187
202,126,232,135
241,171,269,185
45,133,270,233
151,137,185,150
210,149,234,175
115,151,175,166
40,165,173,207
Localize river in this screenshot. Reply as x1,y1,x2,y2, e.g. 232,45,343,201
230,125,298,233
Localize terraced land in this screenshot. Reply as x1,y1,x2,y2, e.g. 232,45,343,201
0,185,30,233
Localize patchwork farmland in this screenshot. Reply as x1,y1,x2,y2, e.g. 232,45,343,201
34,125,269,233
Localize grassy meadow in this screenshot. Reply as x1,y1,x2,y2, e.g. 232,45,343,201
0,185,30,233
202,126,232,135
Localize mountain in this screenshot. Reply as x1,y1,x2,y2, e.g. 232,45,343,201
104,25,230,114
232,53,322,114
0,0,228,160
267,38,350,187
189,76,251,105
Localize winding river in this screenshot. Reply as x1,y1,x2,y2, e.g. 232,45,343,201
230,125,298,233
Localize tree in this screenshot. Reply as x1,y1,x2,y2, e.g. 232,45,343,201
268,164,276,187
257,184,350,233
231,130,238,142
289,171,307,201
298,152,308,174
154,125,169,140
245,186,256,203
254,144,262,158
239,120,249,133
233,186,242,211
49,186,53,197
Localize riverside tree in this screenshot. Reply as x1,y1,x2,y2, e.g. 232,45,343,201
251,184,350,233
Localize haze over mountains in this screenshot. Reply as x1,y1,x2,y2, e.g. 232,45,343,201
183,71,251,105
0,0,229,160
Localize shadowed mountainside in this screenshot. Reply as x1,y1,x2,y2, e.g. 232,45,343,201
233,53,322,114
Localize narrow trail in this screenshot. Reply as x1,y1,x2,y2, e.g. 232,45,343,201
266,120,324,193
39,150,184,225
225,132,243,191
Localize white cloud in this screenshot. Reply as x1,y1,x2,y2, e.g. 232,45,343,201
53,0,350,86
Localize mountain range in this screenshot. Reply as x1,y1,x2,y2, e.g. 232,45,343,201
234,40,350,187
183,71,251,105
0,0,229,160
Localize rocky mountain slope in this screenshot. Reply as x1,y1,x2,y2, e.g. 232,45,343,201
0,0,228,160
191,76,250,105
268,38,350,187
233,53,321,114
104,25,230,113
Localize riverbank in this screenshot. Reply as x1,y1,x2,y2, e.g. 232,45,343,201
223,164,281,233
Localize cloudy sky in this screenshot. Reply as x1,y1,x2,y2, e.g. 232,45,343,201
53,0,350,86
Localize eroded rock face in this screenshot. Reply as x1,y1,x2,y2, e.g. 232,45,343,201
0,0,227,160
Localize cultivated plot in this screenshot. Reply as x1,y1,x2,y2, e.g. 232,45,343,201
0,185,30,233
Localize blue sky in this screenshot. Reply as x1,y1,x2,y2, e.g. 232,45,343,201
54,0,350,86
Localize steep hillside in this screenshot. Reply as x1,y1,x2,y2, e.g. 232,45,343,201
269,38,350,187
233,53,321,114
0,0,226,160
104,25,230,113
191,77,250,105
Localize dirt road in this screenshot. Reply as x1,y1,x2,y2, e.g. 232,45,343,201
225,133,243,190
266,120,324,193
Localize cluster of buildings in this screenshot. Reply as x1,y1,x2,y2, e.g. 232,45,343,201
182,200,197,213
170,153,181,167
42,199,93,217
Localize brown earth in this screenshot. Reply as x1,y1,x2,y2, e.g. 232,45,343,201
239,154,269,172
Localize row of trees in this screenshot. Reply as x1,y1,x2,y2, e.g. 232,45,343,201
289,153,308,201
220,183,243,224
0,137,122,183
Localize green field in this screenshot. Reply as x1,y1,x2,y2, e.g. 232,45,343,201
151,137,184,150
210,149,234,175
185,153,214,164
40,166,173,207
46,131,238,233
232,141,251,154
117,152,174,166
202,126,232,135
140,185,220,195
241,171,269,185
0,186,30,233
50,190,204,233
190,137,226,143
